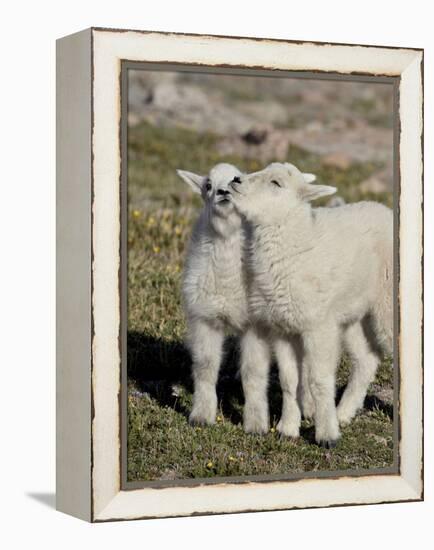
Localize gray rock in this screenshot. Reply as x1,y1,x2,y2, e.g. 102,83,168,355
359,167,393,194
370,384,394,405
217,126,292,163
127,69,394,177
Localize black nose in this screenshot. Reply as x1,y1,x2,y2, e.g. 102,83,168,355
232,176,242,184
217,189,230,196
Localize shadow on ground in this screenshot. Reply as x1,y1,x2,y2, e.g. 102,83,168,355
27,493,56,510
127,331,393,432
128,331,245,425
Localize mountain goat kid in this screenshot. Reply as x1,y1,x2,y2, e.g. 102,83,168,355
229,162,393,447
177,163,248,426
177,163,305,436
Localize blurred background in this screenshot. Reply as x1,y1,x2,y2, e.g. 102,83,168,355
127,69,394,482
128,70,394,209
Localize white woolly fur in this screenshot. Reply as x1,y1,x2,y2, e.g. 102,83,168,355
177,163,249,427
177,163,304,436
229,162,393,446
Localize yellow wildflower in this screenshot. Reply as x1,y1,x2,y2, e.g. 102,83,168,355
132,209,141,218
270,427,276,433
174,264,180,273
206,461,214,469
147,216,156,227
216,415,223,423
228,456,236,462
175,226,182,236
153,246,160,254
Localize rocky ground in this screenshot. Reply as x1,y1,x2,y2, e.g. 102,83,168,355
128,70,395,195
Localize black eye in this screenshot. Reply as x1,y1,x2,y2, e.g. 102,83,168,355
205,182,212,191
271,180,281,187
232,176,241,184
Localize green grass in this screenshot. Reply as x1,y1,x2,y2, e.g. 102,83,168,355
127,121,395,482
128,387,393,481
350,97,394,129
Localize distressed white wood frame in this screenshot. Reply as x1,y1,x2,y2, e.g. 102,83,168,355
56,27,423,523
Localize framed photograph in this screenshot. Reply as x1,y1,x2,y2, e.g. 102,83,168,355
56,27,423,522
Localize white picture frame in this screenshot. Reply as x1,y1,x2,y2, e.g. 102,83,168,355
56,27,423,522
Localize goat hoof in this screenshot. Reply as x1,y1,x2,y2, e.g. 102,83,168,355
276,418,300,438
244,425,269,435
189,413,215,426
301,400,315,421
243,420,269,435
189,418,207,427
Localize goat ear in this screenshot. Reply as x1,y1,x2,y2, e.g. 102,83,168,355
176,169,205,194
302,173,317,184
300,183,337,202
